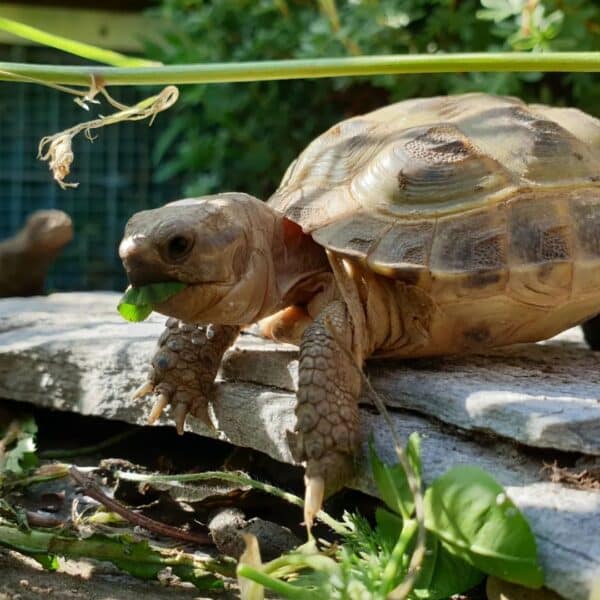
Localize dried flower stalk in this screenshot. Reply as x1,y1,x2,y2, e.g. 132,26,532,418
38,82,179,189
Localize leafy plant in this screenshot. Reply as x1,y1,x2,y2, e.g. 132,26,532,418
144,0,599,199
0,519,231,589
237,434,543,598
0,417,38,477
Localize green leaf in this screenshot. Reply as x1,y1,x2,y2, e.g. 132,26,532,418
32,553,60,571
117,283,187,322
1,417,38,475
411,536,484,600
424,466,544,588
369,434,421,520
117,302,153,323
375,507,403,548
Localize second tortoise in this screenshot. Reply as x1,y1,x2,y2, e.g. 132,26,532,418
119,93,600,525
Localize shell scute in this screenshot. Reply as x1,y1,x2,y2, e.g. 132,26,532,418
430,207,508,301
351,124,513,216
570,191,600,296
366,220,434,282
311,212,391,260
268,93,600,290
508,196,572,307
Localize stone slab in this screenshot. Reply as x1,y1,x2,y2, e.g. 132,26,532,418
0,293,599,600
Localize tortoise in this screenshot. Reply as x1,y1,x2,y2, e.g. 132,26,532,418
119,93,600,527
0,209,72,298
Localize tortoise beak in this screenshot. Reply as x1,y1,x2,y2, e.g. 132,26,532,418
119,234,173,287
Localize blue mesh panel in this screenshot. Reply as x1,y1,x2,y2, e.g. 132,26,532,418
0,44,182,291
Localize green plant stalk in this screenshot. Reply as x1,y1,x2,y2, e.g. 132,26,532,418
381,518,418,596
0,521,235,579
116,469,348,534
0,52,598,87
0,17,157,67
237,564,312,599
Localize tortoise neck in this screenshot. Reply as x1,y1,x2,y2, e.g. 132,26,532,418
269,214,331,311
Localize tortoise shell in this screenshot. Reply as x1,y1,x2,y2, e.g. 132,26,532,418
269,93,600,292
268,93,600,355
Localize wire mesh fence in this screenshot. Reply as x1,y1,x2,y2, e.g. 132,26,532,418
0,44,181,291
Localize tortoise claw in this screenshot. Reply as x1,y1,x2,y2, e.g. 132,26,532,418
190,400,215,430
132,381,154,400
303,475,325,532
148,393,169,425
172,402,189,435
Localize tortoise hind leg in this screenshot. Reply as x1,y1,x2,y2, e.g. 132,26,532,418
581,314,600,351
289,300,362,529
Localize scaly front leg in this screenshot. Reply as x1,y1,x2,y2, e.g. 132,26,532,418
290,300,363,529
133,318,240,433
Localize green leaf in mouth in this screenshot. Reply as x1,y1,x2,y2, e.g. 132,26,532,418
117,282,187,322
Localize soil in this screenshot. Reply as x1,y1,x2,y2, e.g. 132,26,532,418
0,548,236,599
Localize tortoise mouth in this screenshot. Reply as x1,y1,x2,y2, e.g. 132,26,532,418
117,282,189,322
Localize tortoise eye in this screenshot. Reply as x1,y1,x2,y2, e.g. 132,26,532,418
166,234,193,261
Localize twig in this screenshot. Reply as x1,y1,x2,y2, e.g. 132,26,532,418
68,466,211,546
25,511,64,528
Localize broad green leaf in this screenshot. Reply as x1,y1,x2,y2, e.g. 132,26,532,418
375,507,403,548
424,466,544,588
369,434,421,520
117,283,187,322
411,536,484,600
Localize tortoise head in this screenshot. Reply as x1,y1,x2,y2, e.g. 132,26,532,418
24,209,73,253
119,193,281,324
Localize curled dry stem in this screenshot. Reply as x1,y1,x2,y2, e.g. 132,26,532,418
68,465,210,545
38,81,179,189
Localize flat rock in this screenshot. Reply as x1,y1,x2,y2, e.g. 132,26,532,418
224,330,600,456
0,292,599,600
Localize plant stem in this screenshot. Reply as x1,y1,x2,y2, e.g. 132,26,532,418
0,52,598,87
69,466,211,545
0,17,157,67
382,518,418,596
116,469,349,535
237,564,312,599
0,519,235,579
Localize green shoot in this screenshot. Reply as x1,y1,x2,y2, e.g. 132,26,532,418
0,17,158,67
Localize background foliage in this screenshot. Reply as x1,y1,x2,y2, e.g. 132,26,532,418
146,0,600,200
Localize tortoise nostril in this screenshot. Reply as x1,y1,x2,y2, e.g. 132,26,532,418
167,234,193,261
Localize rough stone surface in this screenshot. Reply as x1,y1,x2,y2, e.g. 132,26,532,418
1,293,599,600
225,331,600,457
208,508,301,561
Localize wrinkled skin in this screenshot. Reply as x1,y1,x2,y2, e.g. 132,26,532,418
120,193,358,527
0,210,73,297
